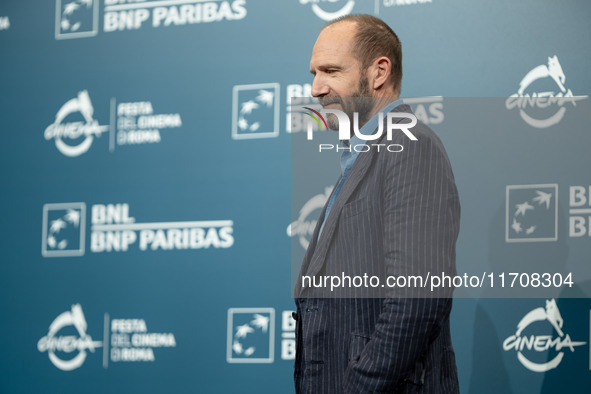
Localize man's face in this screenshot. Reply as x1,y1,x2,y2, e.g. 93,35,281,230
309,22,373,131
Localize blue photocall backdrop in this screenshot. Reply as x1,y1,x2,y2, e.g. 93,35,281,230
1,1,590,393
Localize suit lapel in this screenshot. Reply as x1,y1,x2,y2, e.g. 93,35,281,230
294,175,340,296
304,145,377,278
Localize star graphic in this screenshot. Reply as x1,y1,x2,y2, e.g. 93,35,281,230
237,117,248,130
251,314,269,333
532,190,552,209
50,218,67,233
240,100,259,115
65,209,81,227
235,324,254,339
511,218,522,233
256,90,274,107
232,341,243,354
64,2,80,16
515,201,534,217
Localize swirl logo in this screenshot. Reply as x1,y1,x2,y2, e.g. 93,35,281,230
300,0,355,21
506,56,587,128
44,91,109,157
37,304,102,371
502,299,585,372
288,187,332,250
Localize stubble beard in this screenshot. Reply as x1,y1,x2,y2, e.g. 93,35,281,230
322,76,373,133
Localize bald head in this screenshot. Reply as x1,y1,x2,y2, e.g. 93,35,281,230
322,15,402,96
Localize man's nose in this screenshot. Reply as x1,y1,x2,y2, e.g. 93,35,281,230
311,76,329,97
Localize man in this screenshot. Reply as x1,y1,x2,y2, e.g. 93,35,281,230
293,15,461,393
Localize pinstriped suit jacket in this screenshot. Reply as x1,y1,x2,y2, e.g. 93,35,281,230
294,105,461,393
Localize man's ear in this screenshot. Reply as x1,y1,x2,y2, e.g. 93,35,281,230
370,56,391,91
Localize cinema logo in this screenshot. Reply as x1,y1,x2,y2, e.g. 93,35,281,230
38,304,177,370
44,90,109,157
37,304,103,371
45,91,183,156
299,0,355,21
288,186,332,250
503,299,585,372
506,56,587,128
42,202,234,256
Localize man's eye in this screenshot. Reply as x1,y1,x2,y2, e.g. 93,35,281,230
325,69,337,74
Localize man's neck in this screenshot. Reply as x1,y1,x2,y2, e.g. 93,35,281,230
348,97,401,138
368,94,399,119
357,95,400,130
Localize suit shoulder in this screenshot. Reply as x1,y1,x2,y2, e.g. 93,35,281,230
392,104,446,148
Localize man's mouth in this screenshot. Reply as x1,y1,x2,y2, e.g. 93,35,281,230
322,103,339,109
318,98,341,108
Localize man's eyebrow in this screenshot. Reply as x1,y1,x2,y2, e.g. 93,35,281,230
309,64,342,74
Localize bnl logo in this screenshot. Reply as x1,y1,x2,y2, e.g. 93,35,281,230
506,184,558,242
227,308,275,363
55,0,98,40
226,308,296,363
42,203,86,257
232,83,280,140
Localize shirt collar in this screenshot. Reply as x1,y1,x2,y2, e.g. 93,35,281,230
339,99,403,175
345,99,403,147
